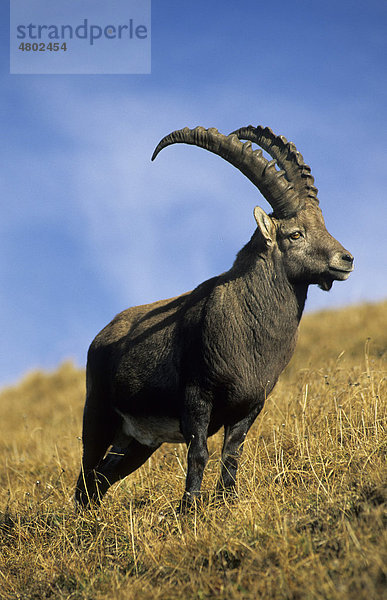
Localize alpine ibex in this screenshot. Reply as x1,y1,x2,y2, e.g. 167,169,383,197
75,125,354,509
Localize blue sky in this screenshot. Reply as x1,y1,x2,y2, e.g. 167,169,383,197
1,0,386,386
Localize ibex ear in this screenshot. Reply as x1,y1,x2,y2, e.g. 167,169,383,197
253,206,276,247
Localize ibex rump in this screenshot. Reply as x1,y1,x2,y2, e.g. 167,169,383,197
75,125,354,509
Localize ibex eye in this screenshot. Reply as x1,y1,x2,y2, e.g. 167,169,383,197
289,232,302,240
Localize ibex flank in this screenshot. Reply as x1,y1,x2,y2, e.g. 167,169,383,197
75,125,354,510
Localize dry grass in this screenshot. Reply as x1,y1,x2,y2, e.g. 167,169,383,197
0,301,386,600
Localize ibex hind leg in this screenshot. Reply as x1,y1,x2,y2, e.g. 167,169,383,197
75,400,119,508
95,439,159,492
76,439,159,509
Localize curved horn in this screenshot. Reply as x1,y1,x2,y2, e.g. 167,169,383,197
151,126,302,218
230,125,318,202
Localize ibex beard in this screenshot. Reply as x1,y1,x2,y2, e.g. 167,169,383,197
75,125,354,511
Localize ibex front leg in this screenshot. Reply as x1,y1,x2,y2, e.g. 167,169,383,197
180,388,211,511
217,407,261,495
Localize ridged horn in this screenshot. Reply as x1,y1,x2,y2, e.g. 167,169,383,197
151,126,302,218
230,125,318,202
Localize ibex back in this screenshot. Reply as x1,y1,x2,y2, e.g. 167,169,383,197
75,125,354,510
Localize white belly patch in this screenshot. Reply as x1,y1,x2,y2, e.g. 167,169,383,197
117,410,185,447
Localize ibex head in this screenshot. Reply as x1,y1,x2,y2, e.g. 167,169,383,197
152,125,354,291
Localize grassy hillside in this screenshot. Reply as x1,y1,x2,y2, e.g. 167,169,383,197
0,301,386,600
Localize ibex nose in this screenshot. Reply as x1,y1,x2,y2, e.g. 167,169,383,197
342,252,354,265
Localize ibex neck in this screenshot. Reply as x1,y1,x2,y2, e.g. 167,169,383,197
206,253,308,396
229,251,308,327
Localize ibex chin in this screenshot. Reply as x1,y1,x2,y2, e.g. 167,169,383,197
75,125,354,510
